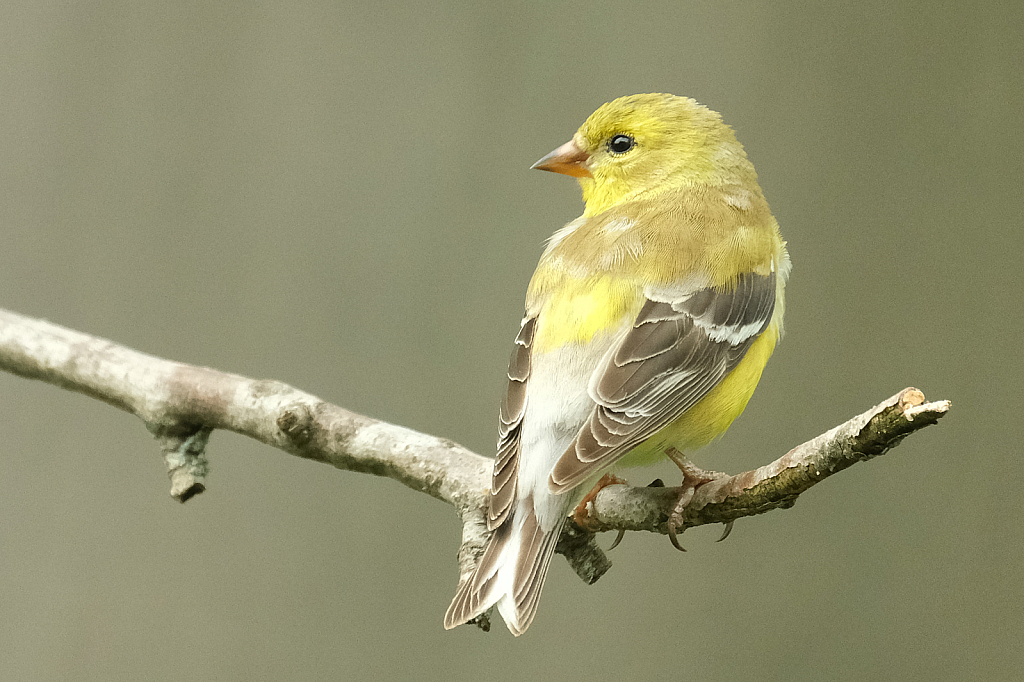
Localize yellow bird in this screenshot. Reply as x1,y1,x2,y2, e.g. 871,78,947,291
445,93,790,635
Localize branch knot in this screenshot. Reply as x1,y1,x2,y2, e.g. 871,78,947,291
278,403,316,446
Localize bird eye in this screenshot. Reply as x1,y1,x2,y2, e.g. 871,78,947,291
607,134,635,154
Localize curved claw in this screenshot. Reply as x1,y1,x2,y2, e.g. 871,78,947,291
716,520,735,543
666,522,687,552
608,529,626,551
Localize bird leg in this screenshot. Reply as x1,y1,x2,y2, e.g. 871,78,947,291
572,473,628,535
664,447,732,551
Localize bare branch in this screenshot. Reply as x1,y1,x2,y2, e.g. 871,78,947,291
0,308,490,508
581,388,950,536
0,307,950,606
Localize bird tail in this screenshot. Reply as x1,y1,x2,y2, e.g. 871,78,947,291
444,496,564,636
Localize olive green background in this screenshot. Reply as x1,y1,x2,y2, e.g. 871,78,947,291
1,1,1020,680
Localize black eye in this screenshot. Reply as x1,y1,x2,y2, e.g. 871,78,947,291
608,134,635,154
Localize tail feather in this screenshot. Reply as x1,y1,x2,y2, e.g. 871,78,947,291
444,521,510,629
504,515,562,635
444,497,564,636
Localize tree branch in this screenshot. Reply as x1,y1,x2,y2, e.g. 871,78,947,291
0,307,950,627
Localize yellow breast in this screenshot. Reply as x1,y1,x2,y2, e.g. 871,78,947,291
530,274,640,354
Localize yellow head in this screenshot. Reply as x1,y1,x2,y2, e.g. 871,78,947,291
532,93,756,216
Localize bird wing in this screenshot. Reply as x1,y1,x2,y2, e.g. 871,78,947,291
487,315,536,529
549,270,777,493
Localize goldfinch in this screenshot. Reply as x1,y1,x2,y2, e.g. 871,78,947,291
445,93,790,635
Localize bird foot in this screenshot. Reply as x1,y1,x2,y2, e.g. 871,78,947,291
572,473,628,533
664,447,731,551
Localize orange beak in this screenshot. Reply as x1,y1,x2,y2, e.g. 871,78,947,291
530,136,592,178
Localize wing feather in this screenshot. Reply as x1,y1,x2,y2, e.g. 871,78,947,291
488,316,536,529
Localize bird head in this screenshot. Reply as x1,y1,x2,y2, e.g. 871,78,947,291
532,93,752,216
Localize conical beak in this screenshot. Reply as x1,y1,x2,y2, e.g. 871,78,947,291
530,136,592,178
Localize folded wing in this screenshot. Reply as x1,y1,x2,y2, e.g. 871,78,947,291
549,271,777,492
488,315,536,529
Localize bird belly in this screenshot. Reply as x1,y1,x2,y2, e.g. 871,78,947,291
516,327,623,529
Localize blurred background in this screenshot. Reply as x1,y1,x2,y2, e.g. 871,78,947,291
1,1,1020,680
